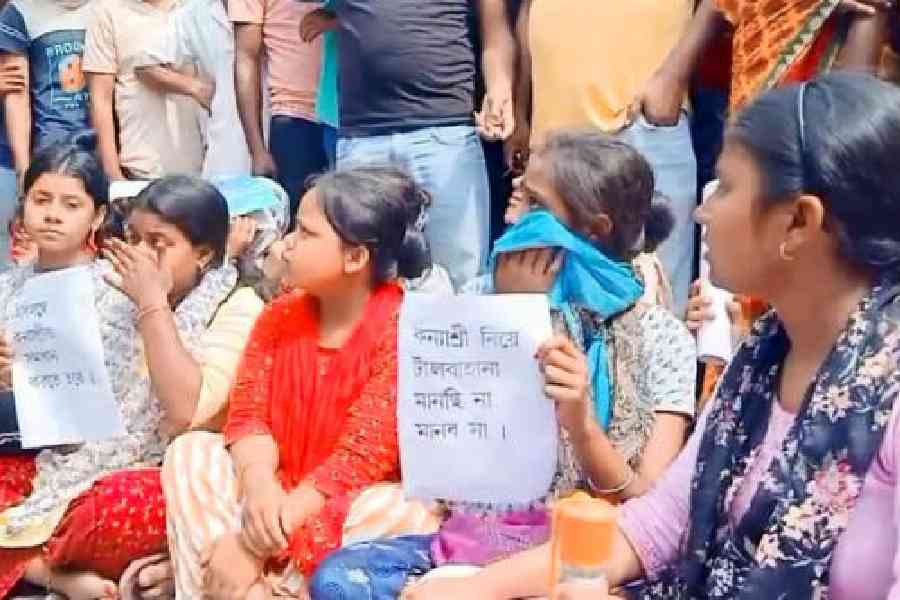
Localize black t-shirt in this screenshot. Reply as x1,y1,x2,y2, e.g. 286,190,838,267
336,0,477,136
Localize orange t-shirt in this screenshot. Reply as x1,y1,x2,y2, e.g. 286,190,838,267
228,0,322,121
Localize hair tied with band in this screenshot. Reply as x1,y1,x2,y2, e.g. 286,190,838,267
312,166,433,284
643,193,675,254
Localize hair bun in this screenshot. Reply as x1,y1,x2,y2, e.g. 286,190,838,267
643,195,675,252
845,235,900,272
68,130,99,153
396,227,430,280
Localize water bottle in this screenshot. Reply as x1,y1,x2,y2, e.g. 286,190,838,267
549,492,617,590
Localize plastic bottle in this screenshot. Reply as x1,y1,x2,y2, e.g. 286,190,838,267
549,492,617,590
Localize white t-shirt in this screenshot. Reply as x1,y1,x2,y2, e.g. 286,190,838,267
146,0,252,176
83,0,204,178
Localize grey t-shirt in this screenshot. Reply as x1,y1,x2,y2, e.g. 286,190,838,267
336,0,477,136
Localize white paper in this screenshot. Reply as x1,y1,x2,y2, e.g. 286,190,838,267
398,293,558,505
9,267,125,448
697,180,734,364
109,180,152,201
697,283,734,364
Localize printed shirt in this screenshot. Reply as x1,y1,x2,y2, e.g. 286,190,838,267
0,0,93,152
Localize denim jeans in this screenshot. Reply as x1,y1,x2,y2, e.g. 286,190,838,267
269,115,328,214
0,166,17,272
322,124,338,168
619,113,698,316
337,125,491,290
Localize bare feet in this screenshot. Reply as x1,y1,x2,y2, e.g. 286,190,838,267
50,568,118,600
137,559,174,598
24,558,117,600
119,554,174,600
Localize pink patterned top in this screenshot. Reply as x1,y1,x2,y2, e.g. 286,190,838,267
620,399,900,600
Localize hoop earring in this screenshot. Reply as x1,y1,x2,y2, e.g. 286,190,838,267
84,228,99,255
779,242,795,262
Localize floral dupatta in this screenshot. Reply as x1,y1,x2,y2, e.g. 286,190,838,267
645,276,900,599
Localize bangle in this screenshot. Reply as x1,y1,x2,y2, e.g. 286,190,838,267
136,304,169,324
591,466,637,496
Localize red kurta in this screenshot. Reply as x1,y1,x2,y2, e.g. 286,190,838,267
224,283,403,574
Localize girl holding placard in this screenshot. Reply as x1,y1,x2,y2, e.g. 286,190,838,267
409,72,900,600
0,140,236,599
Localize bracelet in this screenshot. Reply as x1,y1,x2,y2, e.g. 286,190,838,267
136,304,169,325
591,466,637,496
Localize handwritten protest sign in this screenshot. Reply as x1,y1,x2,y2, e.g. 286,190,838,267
398,293,557,504
9,266,124,448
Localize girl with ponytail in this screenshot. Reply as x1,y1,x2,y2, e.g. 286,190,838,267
162,166,434,599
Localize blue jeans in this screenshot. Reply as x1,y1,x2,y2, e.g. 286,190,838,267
619,113,697,316
323,125,338,168
0,166,17,272
269,115,328,214
309,535,435,600
337,125,491,290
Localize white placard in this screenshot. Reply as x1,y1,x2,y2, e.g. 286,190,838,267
398,293,558,504
9,267,125,448
697,180,734,364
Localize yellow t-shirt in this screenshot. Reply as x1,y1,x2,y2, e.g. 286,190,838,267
190,286,265,431
529,0,692,143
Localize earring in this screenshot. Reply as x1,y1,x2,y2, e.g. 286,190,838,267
779,242,795,262
84,228,99,255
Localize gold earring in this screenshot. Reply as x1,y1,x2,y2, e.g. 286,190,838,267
779,242,795,262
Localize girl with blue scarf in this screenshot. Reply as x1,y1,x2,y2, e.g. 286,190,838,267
310,130,697,600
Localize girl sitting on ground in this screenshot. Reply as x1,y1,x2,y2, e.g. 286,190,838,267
104,176,291,600
0,142,235,599
161,166,436,599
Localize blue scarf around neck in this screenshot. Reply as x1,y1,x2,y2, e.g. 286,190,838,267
490,210,643,428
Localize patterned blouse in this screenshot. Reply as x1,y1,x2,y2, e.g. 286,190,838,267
553,301,697,495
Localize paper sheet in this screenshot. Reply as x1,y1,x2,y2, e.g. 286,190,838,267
398,293,558,505
697,283,734,364
9,266,125,448
109,180,152,201
697,180,734,364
